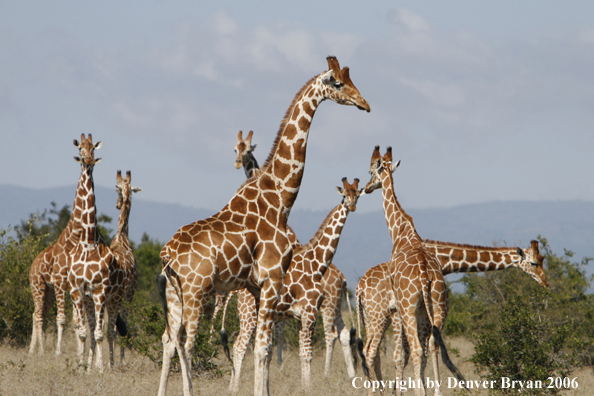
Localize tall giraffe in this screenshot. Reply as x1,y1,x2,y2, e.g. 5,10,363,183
156,56,369,396
356,239,548,394
360,146,464,396
230,129,357,377
221,177,363,392
108,170,142,366
67,134,122,372
28,135,99,355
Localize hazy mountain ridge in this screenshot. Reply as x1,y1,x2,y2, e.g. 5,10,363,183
2,184,592,290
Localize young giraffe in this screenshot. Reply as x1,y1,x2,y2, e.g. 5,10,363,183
156,56,369,396
28,135,99,355
230,129,357,377
108,170,142,366
360,146,464,396
221,177,363,392
356,240,548,395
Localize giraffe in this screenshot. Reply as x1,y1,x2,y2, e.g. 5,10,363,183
67,134,125,372
356,239,548,395
28,135,99,355
221,177,363,392
108,170,142,366
230,128,356,377
156,56,370,396
359,146,464,396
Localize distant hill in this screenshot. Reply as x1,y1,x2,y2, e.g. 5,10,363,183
1,184,593,292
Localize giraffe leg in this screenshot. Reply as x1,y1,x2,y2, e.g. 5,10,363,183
253,276,283,396
85,298,97,370
320,301,338,377
54,278,68,356
229,292,257,394
70,287,88,368
274,322,284,368
158,275,186,396
299,312,317,389
391,311,410,396
336,310,356,378
106,303,120,369
402,313,427,396
91,284,108,374
28,280,45,355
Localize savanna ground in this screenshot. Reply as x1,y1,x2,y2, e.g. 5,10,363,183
2,326,593,396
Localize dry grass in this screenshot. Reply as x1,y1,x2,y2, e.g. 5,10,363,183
1,330,593,395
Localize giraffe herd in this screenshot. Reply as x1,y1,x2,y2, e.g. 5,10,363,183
26,56,549,396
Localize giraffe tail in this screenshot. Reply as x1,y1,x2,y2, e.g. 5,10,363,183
355,287,370,378
115,314,128,337
220,291,235,363
156,273,168,327
422,271,466,383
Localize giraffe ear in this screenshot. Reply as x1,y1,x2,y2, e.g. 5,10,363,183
94,141,103,150
74,156,81,163
335,186,345,196
250,144,257,152
391,160,401,173
73,139,80,148
516,247,525,258
132,187,143,193
95,158,102,164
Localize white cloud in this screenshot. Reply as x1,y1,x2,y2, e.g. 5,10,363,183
389,9,430,33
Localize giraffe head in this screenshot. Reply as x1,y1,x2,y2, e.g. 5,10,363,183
336,177,364,212
115,170,143,210
364,146,401,194
516,240,548,288
320,56,370,112
73,133,102,167
234,130,257,169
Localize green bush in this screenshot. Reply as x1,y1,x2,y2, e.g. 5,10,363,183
0,222,46,345
471,291,579,395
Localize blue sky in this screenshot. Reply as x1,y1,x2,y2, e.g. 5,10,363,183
1,1,593,215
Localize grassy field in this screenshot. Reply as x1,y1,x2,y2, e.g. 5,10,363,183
1,331,592,396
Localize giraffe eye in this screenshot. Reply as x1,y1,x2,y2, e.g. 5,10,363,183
334,82,343,89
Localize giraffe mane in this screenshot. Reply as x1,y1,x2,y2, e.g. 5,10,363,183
424,239,517,252
260,75,319,173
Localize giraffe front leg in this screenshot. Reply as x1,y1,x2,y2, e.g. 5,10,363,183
335,311,356,378
70,287,87,368
299,313,317,389
320,303,338,377
55,279,68,356
92,286,108,374
253,281,281,396
106,303,120,369
84,298,97,371
29,282,46,355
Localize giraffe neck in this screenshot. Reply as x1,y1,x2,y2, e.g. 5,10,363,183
243,154,259,179
78,163,101,248
260,74,326,215
114,196,131,242
59,166,88,249
298,203,349,277
424,240,521,275
381,166,420,252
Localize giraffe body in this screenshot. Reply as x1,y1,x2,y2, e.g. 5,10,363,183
359,146,462,396
108,170,142,366
356,240,547,393
28,136,98,355
156,56,369,396
230,128,356,379
222,178,362,392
